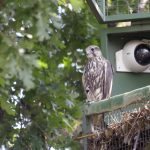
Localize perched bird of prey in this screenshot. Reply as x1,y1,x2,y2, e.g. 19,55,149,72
82,45,113,132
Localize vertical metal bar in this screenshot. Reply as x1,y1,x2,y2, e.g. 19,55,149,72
148,1,149,12
106,0,108,16
138,0,140,12
103,0,106,17
117,0,119,14
83,111,92,150
83,113,88,150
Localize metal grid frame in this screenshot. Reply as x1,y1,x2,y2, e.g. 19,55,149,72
105,0,150,16
87,102,150,150
86,0,150,22
83,86,150,150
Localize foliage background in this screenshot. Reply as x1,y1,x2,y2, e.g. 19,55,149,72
1,0,148,149
0,0,102,149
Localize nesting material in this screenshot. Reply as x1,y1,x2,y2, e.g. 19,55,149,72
87,101,150,150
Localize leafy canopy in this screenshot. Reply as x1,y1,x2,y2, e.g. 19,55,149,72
0,0,101,149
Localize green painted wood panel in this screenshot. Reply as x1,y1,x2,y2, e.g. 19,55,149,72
85,85,150,115
100,24,150,96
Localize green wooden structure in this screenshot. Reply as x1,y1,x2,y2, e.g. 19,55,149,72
87,0,150,96
83,0,150,149
87,0,150,23
85,85,150,116
101,25,150,96
83,86,150,149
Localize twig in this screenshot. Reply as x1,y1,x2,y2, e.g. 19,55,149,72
133,130,140,150
74,133,96,140
124,110,142,143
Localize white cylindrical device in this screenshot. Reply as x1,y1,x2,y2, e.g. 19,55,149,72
122,40,150,72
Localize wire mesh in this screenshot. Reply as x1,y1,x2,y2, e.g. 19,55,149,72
87,100,150,150
105,0,150,16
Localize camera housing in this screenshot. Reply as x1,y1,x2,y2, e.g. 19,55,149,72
116,40,150,73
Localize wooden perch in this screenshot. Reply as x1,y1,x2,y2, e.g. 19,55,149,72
85,85,150,116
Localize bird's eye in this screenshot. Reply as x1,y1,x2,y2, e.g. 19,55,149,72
95,46,99,50
91,48,94,51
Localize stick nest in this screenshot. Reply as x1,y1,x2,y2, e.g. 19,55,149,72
87,101,150,150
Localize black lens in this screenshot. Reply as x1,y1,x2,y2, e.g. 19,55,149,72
134,44,150,66
91,48,94,51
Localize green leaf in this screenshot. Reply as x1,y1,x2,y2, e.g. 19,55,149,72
36,12,50,41
5,55,36,90
37,60,48,69
20,40,34,50
58,0,66,5
62,118,73,130
0,98,15,116
63,57,72,68
51,13,63,29
0,77,5,86
2,35,14,47
70,0,84,11
18,67,35,90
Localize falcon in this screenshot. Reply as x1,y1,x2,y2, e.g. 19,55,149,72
82,45,113,132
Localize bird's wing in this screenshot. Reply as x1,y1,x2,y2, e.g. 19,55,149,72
103,60,113,99
82,69,95,101
82,59,104,101
82,73,86,91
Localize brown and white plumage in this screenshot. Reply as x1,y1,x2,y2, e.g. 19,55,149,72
82,45,113,132
82,45,113,102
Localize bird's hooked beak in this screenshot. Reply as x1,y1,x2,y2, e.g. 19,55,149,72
91,48,97,57
86,48,93,54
